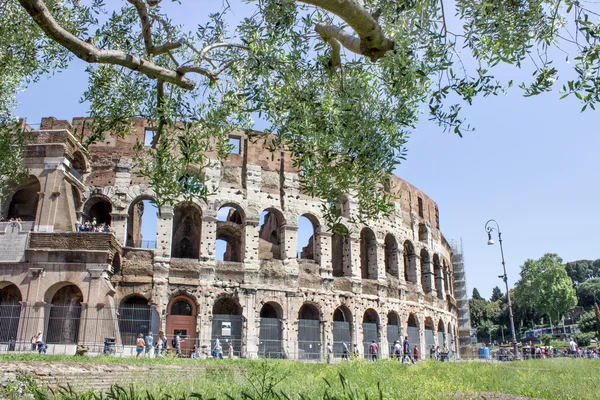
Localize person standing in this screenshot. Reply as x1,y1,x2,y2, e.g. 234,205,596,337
402,336,414,364
569,338,578,357
228,341,234,359
352,343,360,360
393,340,401,360
326,342,333,364
369,339,379,361
341,341,349,360
136,333,145,358
213,335,221,359
145,331,154,357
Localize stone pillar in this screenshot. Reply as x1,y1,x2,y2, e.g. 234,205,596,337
244,218,260,283
317,229,332,279
281,224,299,279
156,205,173,258
201,213,217,262
422,259,435,294
348,233,360,279
244,289,258,358
377,243,386,283
110,212,128,246
199,294,213,357
435,269,446,300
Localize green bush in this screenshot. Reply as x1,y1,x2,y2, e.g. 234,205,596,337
573,332,595,347
540,334,552,346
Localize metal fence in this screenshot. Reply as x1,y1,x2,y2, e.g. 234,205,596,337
211,314,243,356
258,317,283,358
362,322,378,360
298,319,321,360
332,321,351,357
125,240,157,249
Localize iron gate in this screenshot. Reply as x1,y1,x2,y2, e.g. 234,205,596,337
0,303,21,344
333,321,351,357
407,326,420,357
387,324,400,356
47,304,82,344
118,304,154,346
298,319,320,360
258,317,282,359
212,314,243,354
425,329,435,355
437,331,444,350
362,322,378,359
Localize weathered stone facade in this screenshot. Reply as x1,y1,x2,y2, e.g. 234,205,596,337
0,117,459,359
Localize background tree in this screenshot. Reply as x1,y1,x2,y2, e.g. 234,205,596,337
472,288,483,300
490,286,503,302
575,278,600,309
3,0,600,219
565,260,598,285
514,254,577,328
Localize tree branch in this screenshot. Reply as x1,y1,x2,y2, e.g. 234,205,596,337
315,23,362,69
18,0,195,90
128,0,183,57
298,0,394,61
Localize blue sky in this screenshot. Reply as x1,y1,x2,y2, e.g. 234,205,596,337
14,1,600,300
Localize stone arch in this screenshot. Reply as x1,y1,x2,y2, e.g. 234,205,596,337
71,150,88,177
0,283,22,344
332,224,350,277
297,213,320,262
212,296,243,355
362,308,380,358
406,313,420,357
46,283,84,344
403,241,417,284
126,196,158,248
258,208,285,260
259,302,283,358
6,176,40,221
216,204,245,262
333,305,353,356
386,311,401,354
118,295,152,346
420,249,433,293
298,302,321,360
424,316,435,353
433,254,444,299
360,228,377,280
437,319,446,349
171,202,202,259
84,195,112,226
384,233,399,277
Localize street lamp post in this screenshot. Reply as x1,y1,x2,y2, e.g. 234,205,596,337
485,219,519,360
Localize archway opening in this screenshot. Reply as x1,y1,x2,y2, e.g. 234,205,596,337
298,303,320,360
434,254,444,299
420,249,433,293
118,296,153,346
403,241,417,284
171,204,201,259
0,284,22,345
7,177,40,221
384,234,399,277
167,296,196,355
419,223,427,242
333,306,352,357
437,319,446,350
360,228,377,280
362,308,379,359
85,197,112,227
112,253,121,275
212,297,243,356
258,209,283,260
332,224,350,277
47,285,83,344
216,205,244,262
126,198,158,248
259,302,283,359
443,261,450,294
407,313,420,358
387,311,401,356
424,317,435,354
297,215,318,261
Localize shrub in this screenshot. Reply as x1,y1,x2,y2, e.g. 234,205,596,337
573,332,594,347
540,334,552,346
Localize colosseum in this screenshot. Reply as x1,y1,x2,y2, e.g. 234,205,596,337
0,116,462,359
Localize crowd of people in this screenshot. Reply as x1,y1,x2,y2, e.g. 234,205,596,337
76,218,114,233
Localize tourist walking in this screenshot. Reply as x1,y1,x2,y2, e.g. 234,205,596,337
136,333,145,358
213,335,221,359
173,334,182,356
326,342,333,364
341,340,349,360
145,331,154,357
393,340,402,360
402,336,415,364
369,339,379,361
352,343,360,360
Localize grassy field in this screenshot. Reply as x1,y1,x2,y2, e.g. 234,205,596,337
1,355,599,399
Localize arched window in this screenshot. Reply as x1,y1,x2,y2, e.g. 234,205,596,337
171,203,202,259
258,209,284,260
0,284,22,344
387,311,401,354
420,249,433,293
332,224,350,277
362,308,379,359
212,297,243,355
437,319,445,349
126,198,158,248
84,197,112,226
7,177,40,221
297,214,319,262
333,306,353,356
259,302,283,358
298,303,321,360
384,234,399,277
424,317,435,353
403,241,417,283
216,205,245,262
118,296,152,346
360,228,377,280
407,313,420,357
171,300,193,316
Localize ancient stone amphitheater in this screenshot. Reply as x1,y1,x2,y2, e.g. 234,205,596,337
0,117,459,360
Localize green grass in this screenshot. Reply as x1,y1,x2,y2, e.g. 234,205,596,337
2,355,600,399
